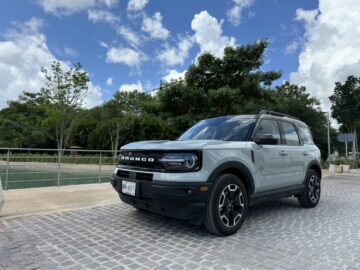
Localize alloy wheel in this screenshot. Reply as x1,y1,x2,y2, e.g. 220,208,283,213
308,174,320,203
218,184,244,227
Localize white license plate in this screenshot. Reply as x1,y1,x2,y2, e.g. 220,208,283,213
122,181,136,196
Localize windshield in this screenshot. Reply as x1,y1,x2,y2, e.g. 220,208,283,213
178,117,256,141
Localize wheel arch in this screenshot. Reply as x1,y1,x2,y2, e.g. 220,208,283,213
307,160,322,180
207,161,255,200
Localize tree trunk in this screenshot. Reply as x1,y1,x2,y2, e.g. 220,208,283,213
56,122,65,157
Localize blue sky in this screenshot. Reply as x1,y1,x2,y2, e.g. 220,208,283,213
1,0,358,111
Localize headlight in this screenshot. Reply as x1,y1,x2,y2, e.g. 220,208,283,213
113,167,119,174
159,152,200,171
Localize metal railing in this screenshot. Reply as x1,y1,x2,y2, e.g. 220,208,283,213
0,148,118,190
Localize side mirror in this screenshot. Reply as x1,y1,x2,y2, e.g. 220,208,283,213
255,134,278,145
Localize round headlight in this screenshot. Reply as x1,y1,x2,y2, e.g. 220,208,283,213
184,153,198,169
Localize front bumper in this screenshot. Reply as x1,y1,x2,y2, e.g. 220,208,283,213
110,175,210,225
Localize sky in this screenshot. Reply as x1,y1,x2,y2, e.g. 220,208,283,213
0,0,359,112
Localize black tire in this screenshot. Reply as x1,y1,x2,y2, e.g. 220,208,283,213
204,173,248,236
298,169,321,208
134,206,148,212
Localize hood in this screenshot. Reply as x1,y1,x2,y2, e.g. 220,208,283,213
121,140,247,150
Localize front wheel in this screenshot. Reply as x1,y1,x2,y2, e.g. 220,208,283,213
298,169,321,208
204,174,248,236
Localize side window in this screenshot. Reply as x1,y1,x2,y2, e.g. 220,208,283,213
253,119,281,144
281,121,300,146
298,125,314,144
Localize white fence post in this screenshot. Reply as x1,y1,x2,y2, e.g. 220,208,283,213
0,176,4,212
98,152,102,183
5,149,10,190
57,152,61,187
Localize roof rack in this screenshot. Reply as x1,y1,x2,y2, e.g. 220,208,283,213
258,110,300,120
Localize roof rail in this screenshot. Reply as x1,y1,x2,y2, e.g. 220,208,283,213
258,110,300,120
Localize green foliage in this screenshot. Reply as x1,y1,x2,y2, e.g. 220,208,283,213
185,41,281,94
0,92,52,148
41,61,90,151
329,75,360,131
41,61,89,109
208,87,242,115
331,158,360,169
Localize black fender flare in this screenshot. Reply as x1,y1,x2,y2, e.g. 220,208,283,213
207,161,255,195
305,159,322,182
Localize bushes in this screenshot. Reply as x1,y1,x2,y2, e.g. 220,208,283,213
331,158,360,169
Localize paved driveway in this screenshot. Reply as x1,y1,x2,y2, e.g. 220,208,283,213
1,173,360,270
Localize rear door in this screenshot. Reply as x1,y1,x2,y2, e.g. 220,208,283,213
279,120,305,185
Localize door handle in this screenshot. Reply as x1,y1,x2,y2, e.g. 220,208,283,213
279,151,288,156
302,151,309,156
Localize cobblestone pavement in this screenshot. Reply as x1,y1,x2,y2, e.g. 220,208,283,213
1,174,360,270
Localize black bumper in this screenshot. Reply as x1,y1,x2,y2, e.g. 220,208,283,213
110,175,210,225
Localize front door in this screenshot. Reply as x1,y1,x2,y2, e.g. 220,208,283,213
251,119,291,192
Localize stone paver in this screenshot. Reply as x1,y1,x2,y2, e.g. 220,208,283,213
1,174,360,269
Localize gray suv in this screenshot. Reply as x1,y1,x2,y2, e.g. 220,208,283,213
111,110,322,236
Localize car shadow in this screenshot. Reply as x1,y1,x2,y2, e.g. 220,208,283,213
125,196,303,238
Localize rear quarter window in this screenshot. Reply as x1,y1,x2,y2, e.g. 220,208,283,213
297,125,314,144
280,121,300,146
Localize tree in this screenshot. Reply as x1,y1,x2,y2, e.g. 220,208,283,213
41,61,89,153
330,76,360,131
329,75,360,158
158,41,282,137
274,82,332,159
101,90,160,157
185,41,281,95
0,92,52,148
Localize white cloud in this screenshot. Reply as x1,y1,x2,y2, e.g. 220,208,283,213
0,17,102,109
127,0,149,12
118,26,141,47
295,8,319,25
103,0,118,8
37,0,118,15
106,77,113,86
284,39,301,55
290,0,360,111
227,0,255,26
142,12,170,40
119,81,143,92
85,83,103,108
162,69,186,83
100,41,109,48
88,9,119,25
191,11,236,58
157,36,193,66
106,47,146,67
63,47,79,57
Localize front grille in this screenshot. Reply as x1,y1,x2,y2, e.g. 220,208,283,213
117,170,129,178
119,151,165,170
136,172,153,181
117,169,153,182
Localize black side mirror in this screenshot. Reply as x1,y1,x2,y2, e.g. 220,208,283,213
255,134,278,145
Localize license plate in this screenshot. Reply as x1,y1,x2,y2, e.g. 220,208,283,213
122,181,136,196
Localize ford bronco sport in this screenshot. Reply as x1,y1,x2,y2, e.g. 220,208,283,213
111,110,322,236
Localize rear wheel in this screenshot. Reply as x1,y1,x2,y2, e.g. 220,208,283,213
298,169,321,208
204,174,248,236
